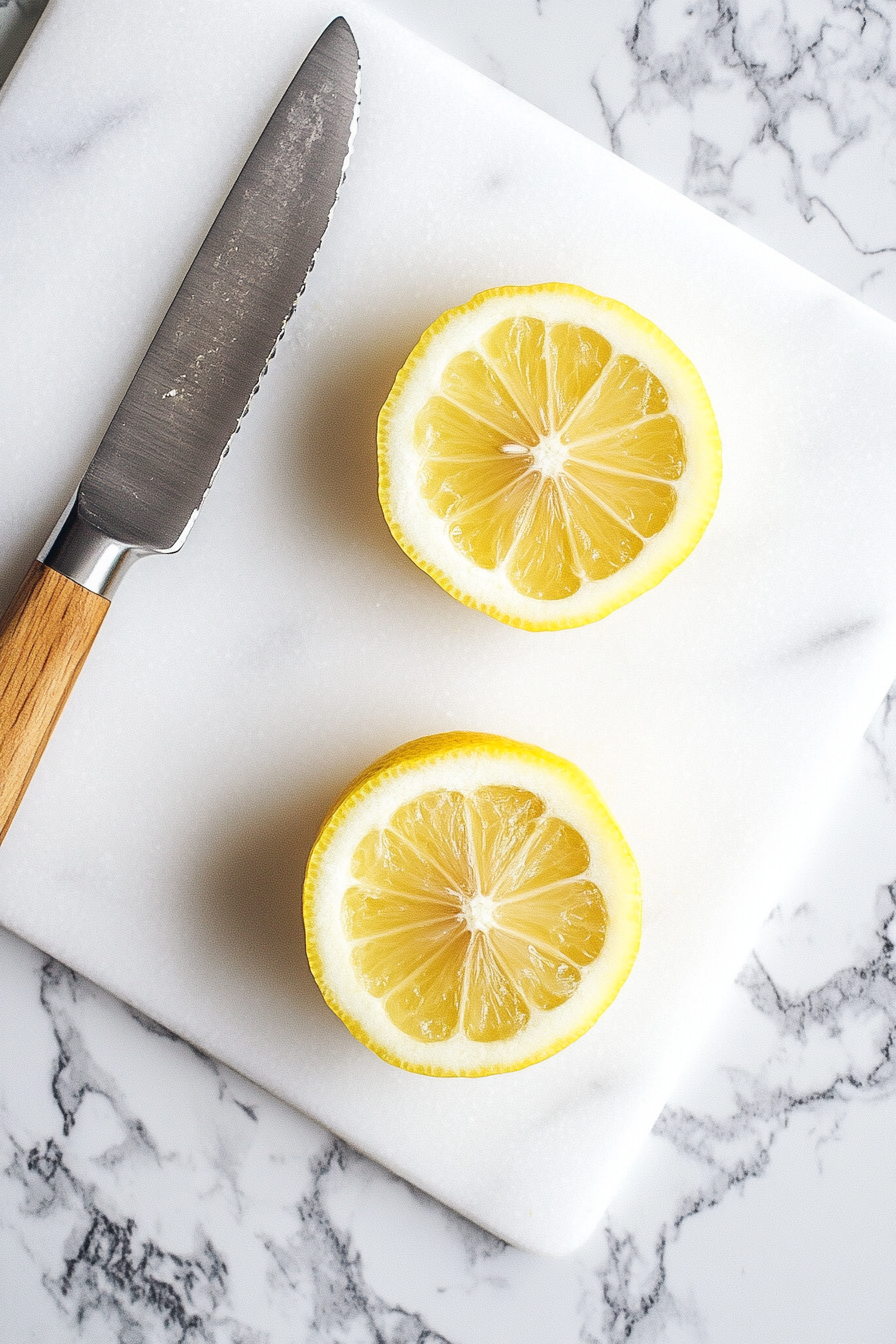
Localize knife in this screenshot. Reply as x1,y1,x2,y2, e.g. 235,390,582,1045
0,17,360,842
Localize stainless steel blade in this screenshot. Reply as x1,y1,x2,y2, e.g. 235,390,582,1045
45,17,359,592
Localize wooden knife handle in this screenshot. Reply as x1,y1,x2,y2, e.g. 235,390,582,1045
0,562,109,842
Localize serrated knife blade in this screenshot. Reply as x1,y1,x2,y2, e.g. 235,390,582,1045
0,17,360,841
54,15,360,573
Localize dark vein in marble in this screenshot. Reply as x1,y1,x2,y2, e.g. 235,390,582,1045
738,881,896,1092
0,956,252,1340
592,1224,674,1344
866,685,896,796
6,1133,230,1341
125,1002,264,1120
584,878,896,1341
590,0,896,261
60,1209,227,1342
589,71,623,154
40,960,160,1162
808,191,896,256
263,1139,454,1344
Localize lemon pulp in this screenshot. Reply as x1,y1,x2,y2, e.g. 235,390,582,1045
345,785,608,1043
418,318,683,600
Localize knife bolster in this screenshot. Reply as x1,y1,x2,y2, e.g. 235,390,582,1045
0,563,109,842
43,501,142,598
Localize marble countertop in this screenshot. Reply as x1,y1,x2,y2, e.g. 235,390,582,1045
2,1,896,1339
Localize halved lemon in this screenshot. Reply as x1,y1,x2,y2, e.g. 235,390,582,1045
378,284,721,630
303,732,640,1076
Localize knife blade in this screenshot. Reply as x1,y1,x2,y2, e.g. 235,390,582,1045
0,17,360,842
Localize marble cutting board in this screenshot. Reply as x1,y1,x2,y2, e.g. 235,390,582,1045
2,0,896,1256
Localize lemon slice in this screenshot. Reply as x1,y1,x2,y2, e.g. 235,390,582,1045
378,284,721,630
303,732,641,1076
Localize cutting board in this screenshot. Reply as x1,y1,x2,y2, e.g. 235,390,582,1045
2,0,896,1256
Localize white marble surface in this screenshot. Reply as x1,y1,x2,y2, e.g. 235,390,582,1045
9,0,896,1257
2,0,896,1336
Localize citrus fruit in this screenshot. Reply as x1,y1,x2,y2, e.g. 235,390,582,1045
303,732,641,1076
378,283,721,630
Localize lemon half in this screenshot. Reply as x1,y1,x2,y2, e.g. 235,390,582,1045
303,732,641,1076
378,284,721,630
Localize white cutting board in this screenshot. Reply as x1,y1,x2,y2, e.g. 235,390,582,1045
2,0,896,1256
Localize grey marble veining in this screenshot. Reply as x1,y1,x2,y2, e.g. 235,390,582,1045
3,0,896,1339
590,0,896,311
377,0,896,324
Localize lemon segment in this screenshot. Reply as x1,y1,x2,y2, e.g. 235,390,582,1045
378,284,721,630
303,733,641,1076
